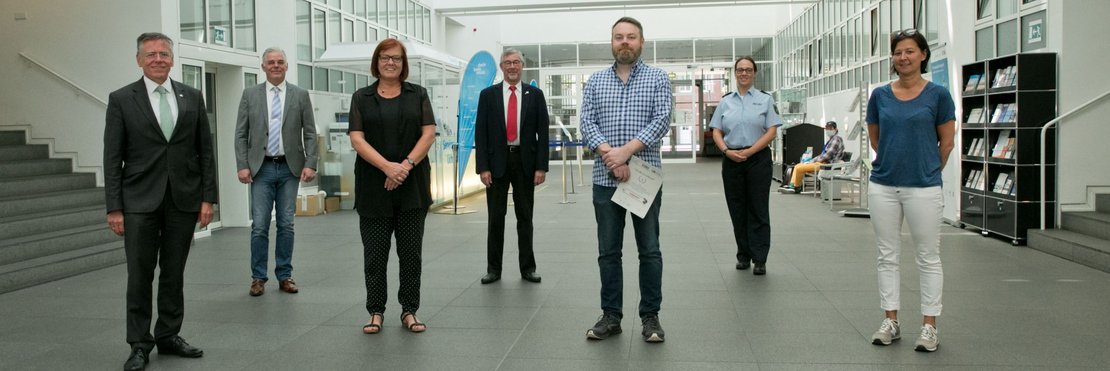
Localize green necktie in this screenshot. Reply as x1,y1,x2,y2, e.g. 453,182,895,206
155,86,174,139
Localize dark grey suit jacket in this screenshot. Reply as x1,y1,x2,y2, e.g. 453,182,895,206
234,82,318,177
103,78,218,213
474,82,550,178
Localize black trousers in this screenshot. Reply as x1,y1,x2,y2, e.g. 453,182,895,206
722,147,773,264
485,149,537,274
359,208,426,315
124,188,197,351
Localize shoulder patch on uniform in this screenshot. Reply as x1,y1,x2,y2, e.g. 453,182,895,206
723,92,735,98
755,89,771,96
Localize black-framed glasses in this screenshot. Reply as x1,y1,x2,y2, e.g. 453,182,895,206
379,55,404,64
500,60,523,66
735,68,755,75
893,28,919,38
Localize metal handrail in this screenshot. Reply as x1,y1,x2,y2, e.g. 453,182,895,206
18,51,108,107
1040,88,1110,229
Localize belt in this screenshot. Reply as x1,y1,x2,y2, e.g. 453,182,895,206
728,146,753,150
264,156,286,163
507,145,520,153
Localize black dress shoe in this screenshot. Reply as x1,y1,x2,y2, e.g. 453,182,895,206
124,347,148,371
156,336,203,358
480,273,501,284
521,272,542,283
753,263,766,275
735,261,751,270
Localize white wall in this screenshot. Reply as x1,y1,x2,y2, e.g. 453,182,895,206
0,0,164,177
1055,0,1110,209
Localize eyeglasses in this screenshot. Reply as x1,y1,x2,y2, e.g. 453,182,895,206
501,60,523,66
735,68,755,75
379,55,404,64
893,28,919,38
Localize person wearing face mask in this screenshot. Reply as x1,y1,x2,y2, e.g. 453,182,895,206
779,121,844,194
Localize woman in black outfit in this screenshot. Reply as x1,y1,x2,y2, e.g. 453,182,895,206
348,38,436,334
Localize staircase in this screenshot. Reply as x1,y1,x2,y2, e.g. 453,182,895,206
0,130,124,294
1028,193,1110,273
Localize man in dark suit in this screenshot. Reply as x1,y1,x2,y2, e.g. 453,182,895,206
234,47,317,297
104,32,216,371
475,49,550,284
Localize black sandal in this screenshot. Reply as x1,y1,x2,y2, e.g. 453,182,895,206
362,312,383,334
400,312,426,333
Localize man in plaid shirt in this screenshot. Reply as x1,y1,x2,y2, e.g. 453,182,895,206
579,16,672,343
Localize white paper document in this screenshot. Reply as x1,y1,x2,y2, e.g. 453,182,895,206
612,156,663,218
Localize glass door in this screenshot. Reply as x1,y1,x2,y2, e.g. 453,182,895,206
182,64,222,229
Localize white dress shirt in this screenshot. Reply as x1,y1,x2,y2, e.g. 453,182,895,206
502,81,522,146
266,80,288,156
143,76,178,127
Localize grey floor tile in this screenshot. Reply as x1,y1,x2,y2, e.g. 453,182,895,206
498,358,629,371
507,325,632,360
626,329,755,363
3,162,1109,370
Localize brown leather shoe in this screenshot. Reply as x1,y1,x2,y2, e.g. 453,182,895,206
249,279,264,296
279,278,299,293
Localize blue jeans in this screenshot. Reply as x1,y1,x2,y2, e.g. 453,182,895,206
250,161,299,281
593,185,663,319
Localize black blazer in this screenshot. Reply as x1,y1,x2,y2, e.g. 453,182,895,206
474,82,550,178
103,78,218,213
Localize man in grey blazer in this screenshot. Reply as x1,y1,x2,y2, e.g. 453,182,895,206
234,47,318,297
106,32,215,371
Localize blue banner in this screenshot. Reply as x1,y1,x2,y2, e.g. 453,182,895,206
456,51,497,184
929,58,950,90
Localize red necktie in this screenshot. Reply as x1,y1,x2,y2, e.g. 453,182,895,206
506,86,518,142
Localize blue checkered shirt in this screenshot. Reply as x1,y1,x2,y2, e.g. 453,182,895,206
579,60,672,187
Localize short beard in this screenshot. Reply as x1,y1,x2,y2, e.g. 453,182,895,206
612,47,641,65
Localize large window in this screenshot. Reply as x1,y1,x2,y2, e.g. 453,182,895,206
295,0,431,93
179,0,256,52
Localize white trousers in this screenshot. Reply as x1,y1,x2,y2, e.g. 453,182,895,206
868,181,944,316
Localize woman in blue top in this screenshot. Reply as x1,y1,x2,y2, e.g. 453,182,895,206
865,29,955,353
709,56,783,276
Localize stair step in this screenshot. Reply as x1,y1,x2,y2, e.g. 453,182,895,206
0,173,96,198
0,131,25,146
1061,211,1110,241
1097,193,1110,214
0,158,72,178
0,188,104,215
0,144,49,161
0,224,120,266
0,205,105,241
0,241,125,294
1027,229,1110,273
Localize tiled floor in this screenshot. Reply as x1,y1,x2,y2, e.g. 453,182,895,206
2,161,1109,370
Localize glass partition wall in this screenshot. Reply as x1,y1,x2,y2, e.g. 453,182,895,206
506,36,774,161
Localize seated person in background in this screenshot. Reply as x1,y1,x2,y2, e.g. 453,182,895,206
780,121,844,194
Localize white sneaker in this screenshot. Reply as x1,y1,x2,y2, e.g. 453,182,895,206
870,318,900,345
914,324,939,352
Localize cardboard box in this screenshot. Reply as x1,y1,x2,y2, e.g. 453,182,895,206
296,194,324,216
325,196,341,213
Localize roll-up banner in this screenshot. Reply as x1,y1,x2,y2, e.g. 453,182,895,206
456,51,497,184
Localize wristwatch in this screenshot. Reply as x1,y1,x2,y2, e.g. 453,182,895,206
405,157,417,166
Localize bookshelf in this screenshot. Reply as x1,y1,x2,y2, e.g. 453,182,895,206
959,53,1057,245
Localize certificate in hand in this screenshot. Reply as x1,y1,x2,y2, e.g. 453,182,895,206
612,156,663,218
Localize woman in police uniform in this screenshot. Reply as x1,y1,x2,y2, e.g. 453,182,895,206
709,56,783,276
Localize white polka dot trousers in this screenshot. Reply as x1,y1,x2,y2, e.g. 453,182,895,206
359,208,426,315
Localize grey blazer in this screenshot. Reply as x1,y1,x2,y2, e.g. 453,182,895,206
234,82,318,177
